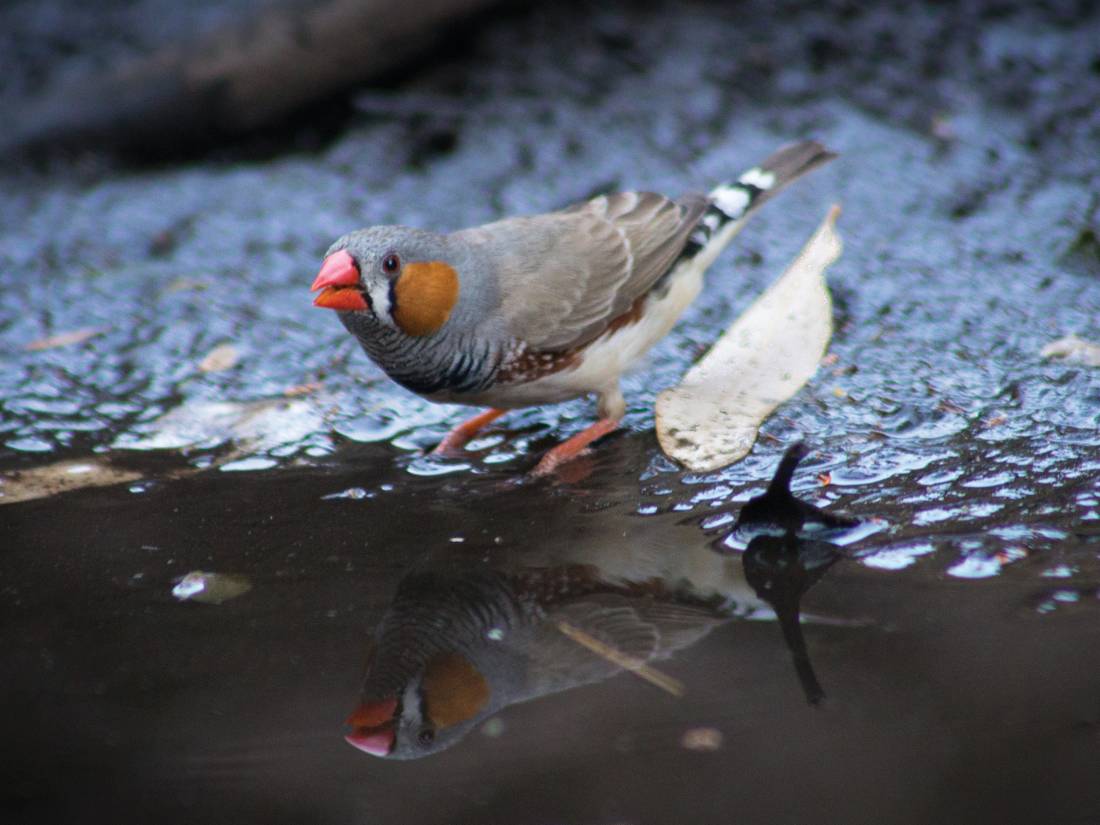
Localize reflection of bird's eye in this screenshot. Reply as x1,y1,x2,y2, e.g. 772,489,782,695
417,728,435,747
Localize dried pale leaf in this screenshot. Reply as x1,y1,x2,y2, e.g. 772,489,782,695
657,205,842,471
115,397,322,452
1041,334,1100,367
172,571,252,604
0,460,141,505
283,381,322,397
25,326,107,351
164,278,208,294
198,343,241,372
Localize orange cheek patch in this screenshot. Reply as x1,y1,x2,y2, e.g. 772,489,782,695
392,261,459,336
421,653,490,729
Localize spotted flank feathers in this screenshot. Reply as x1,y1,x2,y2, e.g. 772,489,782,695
682,141,836,259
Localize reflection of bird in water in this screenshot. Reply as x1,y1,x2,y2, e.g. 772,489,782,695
345,443,864,759
345,537,767,760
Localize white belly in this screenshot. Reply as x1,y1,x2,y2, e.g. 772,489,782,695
461,256,709,411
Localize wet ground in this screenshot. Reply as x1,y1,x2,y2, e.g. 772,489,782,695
3,1,1100,823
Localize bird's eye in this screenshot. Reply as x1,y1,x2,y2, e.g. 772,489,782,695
382,253,400,274
417,728,435,747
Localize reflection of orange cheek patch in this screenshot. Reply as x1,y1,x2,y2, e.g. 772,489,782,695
421,653,490,729
393,261,459,336
347,696,397,729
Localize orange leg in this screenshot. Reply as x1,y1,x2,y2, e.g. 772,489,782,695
432,408,506,455
530,418,620,477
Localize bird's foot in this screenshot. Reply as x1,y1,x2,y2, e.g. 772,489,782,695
530,418,620,478
431,408,506,456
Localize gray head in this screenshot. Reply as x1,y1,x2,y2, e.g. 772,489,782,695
311,225,463,337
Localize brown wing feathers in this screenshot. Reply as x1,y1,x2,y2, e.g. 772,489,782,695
485,140,832,357
490,191,705,352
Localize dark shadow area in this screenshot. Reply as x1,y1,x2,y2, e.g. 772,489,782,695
0,0,523,163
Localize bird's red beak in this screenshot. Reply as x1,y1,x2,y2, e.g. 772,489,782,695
344,697,398,757
312,249,369,311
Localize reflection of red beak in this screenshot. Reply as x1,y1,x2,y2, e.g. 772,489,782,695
311,249,368,311
345,697,398,757
346,723,396,757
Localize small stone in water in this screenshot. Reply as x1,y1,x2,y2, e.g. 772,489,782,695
322,486,370,500
680,727,723,751
172,571,252,604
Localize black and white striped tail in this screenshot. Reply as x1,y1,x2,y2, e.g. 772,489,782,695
681,140,836,259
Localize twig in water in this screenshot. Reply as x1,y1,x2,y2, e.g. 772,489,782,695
557,621,684,697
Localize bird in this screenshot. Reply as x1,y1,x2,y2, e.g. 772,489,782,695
311,140,835,475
